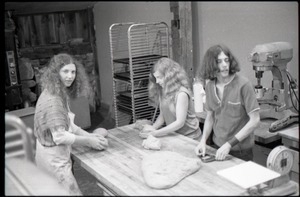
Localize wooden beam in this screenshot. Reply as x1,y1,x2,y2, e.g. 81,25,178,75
170,2,193,81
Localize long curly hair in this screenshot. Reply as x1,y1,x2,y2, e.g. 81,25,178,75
148,58,191,106
40,53,91,102
197,44,240,80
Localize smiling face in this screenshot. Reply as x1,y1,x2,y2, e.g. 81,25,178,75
216,51,230,80
59,63,76,87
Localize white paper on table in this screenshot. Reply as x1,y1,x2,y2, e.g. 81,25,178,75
217,161,280,189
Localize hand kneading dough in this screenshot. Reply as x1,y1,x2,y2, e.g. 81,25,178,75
142,135,161,150
141,151,201,189
134,119,152,131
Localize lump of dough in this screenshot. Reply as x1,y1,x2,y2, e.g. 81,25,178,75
93,128,108,137
142,135,161,150
134,119,152,131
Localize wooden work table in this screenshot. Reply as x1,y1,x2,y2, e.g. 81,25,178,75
72,124,251,196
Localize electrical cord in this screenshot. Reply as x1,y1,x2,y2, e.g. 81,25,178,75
286,70,299,86
286,71,299,113
273,66,299,112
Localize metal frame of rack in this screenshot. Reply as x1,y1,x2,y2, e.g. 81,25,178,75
109,22,169,127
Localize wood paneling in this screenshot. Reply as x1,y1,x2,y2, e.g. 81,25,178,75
19,42,93,59
16,10,90,48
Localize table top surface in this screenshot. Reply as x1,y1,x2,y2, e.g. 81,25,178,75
71,124,253,196
278,126,299,142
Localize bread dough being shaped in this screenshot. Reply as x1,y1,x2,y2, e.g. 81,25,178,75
141,151,201,189
142,135,161,150
135,119,152,131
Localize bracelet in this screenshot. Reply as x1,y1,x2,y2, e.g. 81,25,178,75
228,136,239,147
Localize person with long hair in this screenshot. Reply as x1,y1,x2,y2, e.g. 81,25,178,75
34,53,108,195
140,57,201,140
194,44,260,161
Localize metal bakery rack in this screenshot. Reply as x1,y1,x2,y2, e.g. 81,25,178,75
109,22,170,127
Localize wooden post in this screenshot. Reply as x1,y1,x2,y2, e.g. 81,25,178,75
87,7,101,111
170,2,193,81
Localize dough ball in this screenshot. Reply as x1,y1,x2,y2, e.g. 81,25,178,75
93,128,108,137
135,119,152,131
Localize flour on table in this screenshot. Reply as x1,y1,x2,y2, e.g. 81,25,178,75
141,151,201,189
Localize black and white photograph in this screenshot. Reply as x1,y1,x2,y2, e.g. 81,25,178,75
4,1,299,196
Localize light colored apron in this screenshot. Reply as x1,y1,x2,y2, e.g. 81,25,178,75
35,112,82,195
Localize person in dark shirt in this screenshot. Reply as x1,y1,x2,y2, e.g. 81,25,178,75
194,44,260,161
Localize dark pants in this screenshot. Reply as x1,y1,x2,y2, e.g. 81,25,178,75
210,143,253,161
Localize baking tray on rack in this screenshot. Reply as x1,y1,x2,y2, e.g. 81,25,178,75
117,95,149,103
118,91,149,99
117,104,154,113
117,96,149,104
134,106,156,113
117,105,132,114
113,54,166,64
114,72,130,81
114,72,150,81
117,99,151,109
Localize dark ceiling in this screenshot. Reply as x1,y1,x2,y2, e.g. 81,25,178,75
5,2,97,15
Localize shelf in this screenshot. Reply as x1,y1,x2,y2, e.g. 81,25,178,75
118,91,148,99
110,22,169,126
113,54,166,64
114,72,130,81
114,72,150,81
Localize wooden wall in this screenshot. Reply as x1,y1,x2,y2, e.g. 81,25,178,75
13,9,101,112
16,10,90,47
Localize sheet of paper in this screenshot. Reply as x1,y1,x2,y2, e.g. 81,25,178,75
217,161,280,189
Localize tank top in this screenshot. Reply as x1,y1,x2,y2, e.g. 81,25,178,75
160,87,201,140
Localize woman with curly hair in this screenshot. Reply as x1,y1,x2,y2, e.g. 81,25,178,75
139,57,202,140
34,53,108,195
194,44,260,161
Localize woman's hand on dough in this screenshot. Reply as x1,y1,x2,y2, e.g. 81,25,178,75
88,135,108,150
139,131,150,139
139,125,156,139
142,124,155,133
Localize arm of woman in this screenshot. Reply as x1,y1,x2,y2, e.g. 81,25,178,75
73,134,108,150
139,108,165,138
51,126,108,150
72,125,90,136
151,92,188,137
152,108,165,129
140,106,165,135
69,117,91,136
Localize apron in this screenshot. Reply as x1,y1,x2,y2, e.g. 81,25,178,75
35,112,82,195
